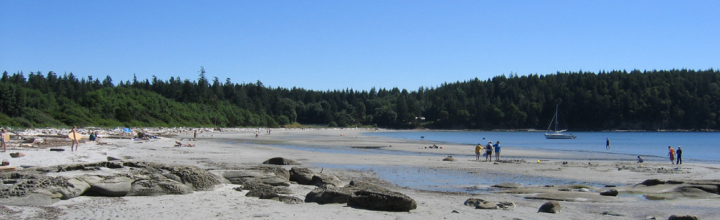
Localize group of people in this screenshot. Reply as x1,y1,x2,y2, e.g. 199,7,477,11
668,146,683,164
475,141,501,162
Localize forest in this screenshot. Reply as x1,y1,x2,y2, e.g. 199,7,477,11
0,68,718,131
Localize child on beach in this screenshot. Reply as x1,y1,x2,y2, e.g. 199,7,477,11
475,143,482,160
637,156,644,163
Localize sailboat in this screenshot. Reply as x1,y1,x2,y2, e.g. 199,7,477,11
545,105,576,139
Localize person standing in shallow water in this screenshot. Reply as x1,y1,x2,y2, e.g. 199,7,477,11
668,146,675,164
676,146,683,164
494,141,501,161
606,138,610,150
485,141,493,162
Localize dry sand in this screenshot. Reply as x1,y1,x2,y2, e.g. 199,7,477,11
1,128,719,220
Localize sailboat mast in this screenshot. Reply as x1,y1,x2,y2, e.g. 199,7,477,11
554,104,559,132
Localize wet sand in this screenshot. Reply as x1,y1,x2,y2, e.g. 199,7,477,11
1,128,719,219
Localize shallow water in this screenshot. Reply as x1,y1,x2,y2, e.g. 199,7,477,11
312,163,616,193
368,131,720,163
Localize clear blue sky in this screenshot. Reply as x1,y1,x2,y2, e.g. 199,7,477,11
1,1,718,91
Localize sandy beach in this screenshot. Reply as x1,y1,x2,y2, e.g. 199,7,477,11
1,128,719,220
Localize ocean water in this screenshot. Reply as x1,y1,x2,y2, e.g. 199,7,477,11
367,131,720,163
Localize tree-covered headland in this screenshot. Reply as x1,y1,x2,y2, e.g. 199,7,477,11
0,68,718,131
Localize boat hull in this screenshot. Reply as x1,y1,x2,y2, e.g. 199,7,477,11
545,133,576,139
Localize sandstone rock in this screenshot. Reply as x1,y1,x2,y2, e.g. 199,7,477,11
223,167,290,186
600,189,619,196
311,173,344,187
127,179,193,196
80,175,133,197
51,177,91,199
244,182,293,198
475,201,498,209
347,189,417,211
538,201,561,213
668,215,699,220
276,196,304,204
262,157,302,165
493,182,523,189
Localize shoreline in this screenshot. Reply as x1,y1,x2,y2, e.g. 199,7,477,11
1,128,719,219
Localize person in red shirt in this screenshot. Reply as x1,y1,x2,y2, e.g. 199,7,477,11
668,146,675,164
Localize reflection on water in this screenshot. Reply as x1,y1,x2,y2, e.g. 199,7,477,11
313,163,615,193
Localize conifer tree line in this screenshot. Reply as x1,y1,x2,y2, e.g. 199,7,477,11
0,68,718,130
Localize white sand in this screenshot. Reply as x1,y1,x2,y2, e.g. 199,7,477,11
1,128,719,220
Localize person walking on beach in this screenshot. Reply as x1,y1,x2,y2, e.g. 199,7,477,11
494,141,501,161
475,143,482,161
193,130,198,141
606,138,610,150
485,141,493,162
676,146,683,164
668,146,675,164
70,125,80,151
1,128,6,152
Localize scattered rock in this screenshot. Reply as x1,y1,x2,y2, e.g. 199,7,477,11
9,152,25,158
442,156,455,161
107,156,122,161
312,173,344,187
604,184,617,187
127,179,193,196
601,210,625,216
579,188,590,192
243,182,293,198
498,201,515,210
493,183,523,189
600,189,619,196
463,198,485,206
538,201,561,213
666,180,685,184
451,210,459,213
289,167,316,185
668,215,699,220
262,157,302,165
558,188,572,191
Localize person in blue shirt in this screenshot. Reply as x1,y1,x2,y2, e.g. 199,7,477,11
494,141,501,161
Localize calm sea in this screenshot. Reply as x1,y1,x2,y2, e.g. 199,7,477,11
367,131,720,163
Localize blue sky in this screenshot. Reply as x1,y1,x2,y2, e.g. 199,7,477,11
1,1,718,91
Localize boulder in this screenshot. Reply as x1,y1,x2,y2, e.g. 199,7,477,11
289,167,316,185
50,177,91,199
289,167,344,187
599,189,619,196
464,198,486,206
475,201,498,209
223,167,290,186
668,215,699,220
305,185,354,204
311,174,344,187
347,189,417,212
442,156,455,161
492,183,523,189
262,157,302,165
538,201,561,213
641,179,665,186
80,175,133,197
